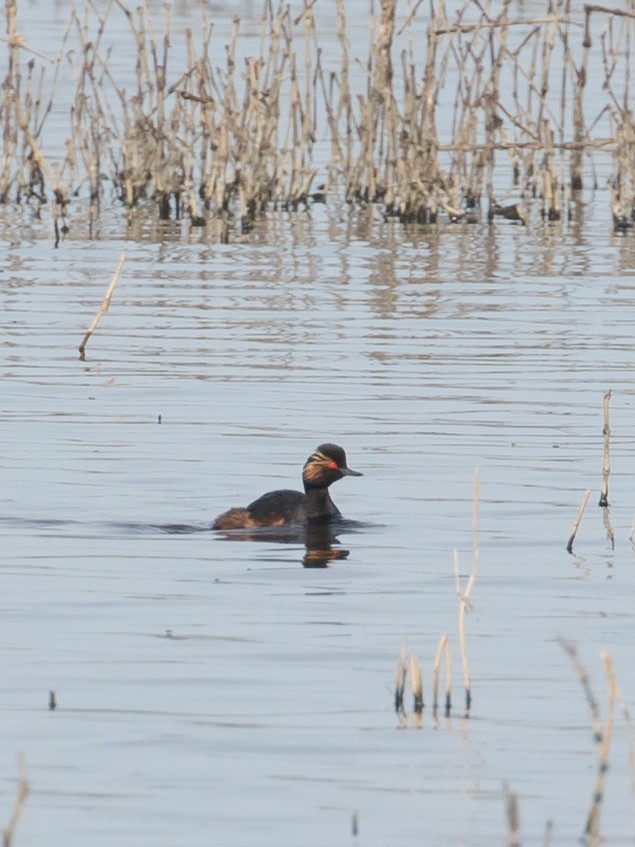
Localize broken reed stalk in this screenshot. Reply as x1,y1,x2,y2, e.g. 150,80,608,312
432,633,452,718
78,253,125,357
566,488,591,554
2,754,29,847
598,389,611,507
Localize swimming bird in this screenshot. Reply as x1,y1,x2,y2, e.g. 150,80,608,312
212,443,362,530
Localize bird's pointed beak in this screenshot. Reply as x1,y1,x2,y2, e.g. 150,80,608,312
340,467,363,477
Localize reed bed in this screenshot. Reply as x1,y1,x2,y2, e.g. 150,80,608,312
1,0,634,236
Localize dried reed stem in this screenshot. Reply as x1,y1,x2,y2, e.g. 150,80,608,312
432,633,452,718
78,253,125,357
2,754,29,847
410,652,424,715
569,6,589,190
454,467,480,714
566,489,591,554
394,635,407,715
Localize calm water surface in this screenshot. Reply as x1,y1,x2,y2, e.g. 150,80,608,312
2,3,635,847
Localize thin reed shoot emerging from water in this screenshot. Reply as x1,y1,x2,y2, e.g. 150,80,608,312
394,467,479,727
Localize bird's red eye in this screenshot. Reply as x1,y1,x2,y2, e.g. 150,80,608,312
328,461,338,469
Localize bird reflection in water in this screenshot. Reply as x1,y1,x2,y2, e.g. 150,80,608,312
214,518,351,568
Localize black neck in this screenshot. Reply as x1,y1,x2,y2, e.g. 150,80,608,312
303,484,340,520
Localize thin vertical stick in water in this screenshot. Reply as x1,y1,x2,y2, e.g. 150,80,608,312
585,651,616,842
394,636,407,716
444,638,452,717
432,634,452,718
78,254,126,358
503,782,521,847
599,390,615,547
457,573,471,714
455,467,480,715
2,754,29,847
410,652,424,716
409,652,424,729
566,489,591,554
599,389,612,507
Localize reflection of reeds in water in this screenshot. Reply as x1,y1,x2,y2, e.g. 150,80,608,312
559,640,635,845
599,389,615,548
1,1,634,236
497,644,634,846
503,782,521,847
599,389,611,507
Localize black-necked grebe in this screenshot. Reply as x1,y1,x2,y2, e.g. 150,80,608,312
212,443,363,530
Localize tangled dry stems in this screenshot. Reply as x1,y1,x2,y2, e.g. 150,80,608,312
1,0,634,235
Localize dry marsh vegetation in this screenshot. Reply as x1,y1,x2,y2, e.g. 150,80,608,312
1,0,634,238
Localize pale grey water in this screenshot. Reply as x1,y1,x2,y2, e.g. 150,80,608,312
2,3,635,847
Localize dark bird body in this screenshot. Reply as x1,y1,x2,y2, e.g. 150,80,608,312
212,443,362,530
